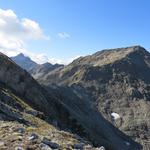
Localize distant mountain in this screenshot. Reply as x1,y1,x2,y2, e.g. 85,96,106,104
37,46,150,148
11,53,38,71
0,52,140,150
11,53,64,79
29,62,64,80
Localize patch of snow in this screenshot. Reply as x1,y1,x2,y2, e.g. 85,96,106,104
111,112,120,120
96,146,105,150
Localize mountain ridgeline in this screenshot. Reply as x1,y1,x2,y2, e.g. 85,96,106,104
32,46,150,149
0,53,139,149
1,46,149,150
11,53,38,71
11,53,64,80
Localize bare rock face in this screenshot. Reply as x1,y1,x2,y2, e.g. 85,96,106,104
37,46,150,148
0,52,51,114
0,51,142,149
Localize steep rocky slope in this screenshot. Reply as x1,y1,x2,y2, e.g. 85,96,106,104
0,52,141,150
0,83,94,150
37,46,150,149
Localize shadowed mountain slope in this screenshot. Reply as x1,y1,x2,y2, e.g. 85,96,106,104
0,52,141,150
37,46,150,149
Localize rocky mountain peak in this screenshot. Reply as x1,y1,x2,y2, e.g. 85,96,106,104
94,45,146,56
11,53,38,71
42,62,52,66
70,45,147,68
12,53,32,62
17,53,25,57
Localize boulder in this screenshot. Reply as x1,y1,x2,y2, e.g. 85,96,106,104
42,137,59,149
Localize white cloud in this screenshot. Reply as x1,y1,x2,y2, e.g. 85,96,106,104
58,32,70,39
0,9,47,40
0,9,77,65
0,8,51,64
30,54,80,65
0,8,48,52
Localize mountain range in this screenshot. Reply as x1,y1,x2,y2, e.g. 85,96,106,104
11,54,64,81
36,46,150,148
1,46,150,150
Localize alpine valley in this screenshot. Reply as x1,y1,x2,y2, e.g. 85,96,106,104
1,46,150,150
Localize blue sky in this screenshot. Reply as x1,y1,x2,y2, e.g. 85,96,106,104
0,0,150,64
